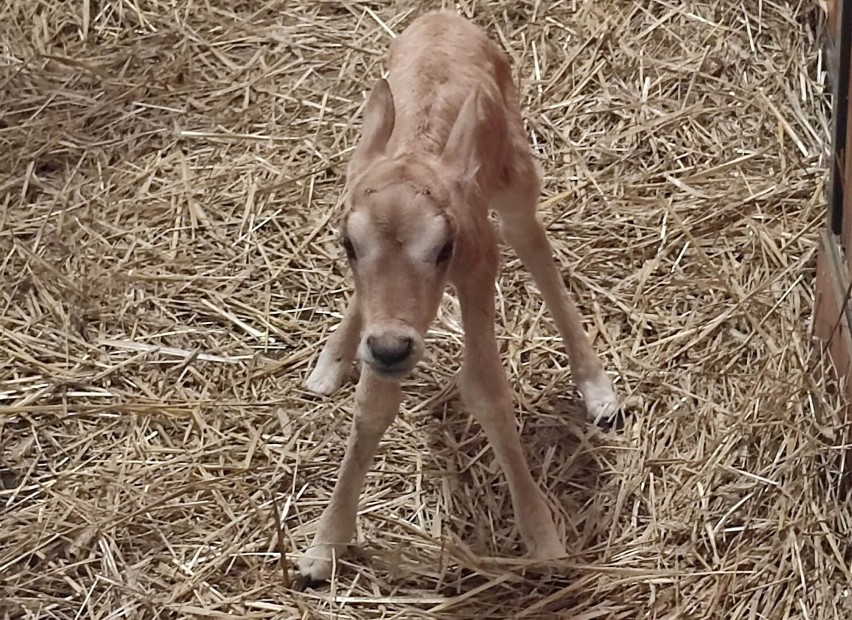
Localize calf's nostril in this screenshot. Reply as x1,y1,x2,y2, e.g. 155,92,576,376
368,334,414,367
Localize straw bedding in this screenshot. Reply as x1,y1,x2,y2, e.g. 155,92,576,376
1,0,850,618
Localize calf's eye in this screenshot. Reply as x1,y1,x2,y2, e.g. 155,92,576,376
342,236,357,261
436,240,454,264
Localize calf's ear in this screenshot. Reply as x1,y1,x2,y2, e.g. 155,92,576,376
348,79,395,180
441,87,483,182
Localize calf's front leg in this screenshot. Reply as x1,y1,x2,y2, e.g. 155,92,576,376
456,261,565,560
297,366,401,584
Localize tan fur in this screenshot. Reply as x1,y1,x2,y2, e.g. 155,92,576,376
300,10,618,583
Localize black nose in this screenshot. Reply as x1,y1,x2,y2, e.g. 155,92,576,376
367,334,413,367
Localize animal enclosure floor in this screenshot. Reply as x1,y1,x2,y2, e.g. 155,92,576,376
1,1,850,618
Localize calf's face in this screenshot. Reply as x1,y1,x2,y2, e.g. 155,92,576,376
342,165,455,379
340,79,482,381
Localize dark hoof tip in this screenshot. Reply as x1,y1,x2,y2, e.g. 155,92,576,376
293,574,325,591
594,408,629,432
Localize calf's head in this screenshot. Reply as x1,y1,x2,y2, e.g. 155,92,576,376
339,79,481,380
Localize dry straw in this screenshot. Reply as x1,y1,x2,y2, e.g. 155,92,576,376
1,0,850,618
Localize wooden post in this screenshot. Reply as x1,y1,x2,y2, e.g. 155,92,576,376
829,0,850,237
814,0,852,491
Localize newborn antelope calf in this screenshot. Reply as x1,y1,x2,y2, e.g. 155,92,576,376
299,10,618,584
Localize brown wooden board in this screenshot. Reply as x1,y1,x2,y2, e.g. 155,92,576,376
815,232,852,488
828,0,838,41
826,0,839,83
815,232,852,381
815,0,852,489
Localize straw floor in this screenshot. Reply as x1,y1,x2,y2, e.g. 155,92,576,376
2,0,850,618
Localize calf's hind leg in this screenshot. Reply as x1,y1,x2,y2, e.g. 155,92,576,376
304,295,362,396
493,175,618,425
